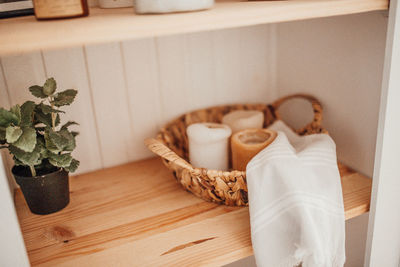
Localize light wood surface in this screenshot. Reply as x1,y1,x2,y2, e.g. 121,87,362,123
14,157,372,266
0,0,388,56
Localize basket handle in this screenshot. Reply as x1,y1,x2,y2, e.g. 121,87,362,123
144,138,193,171
270,94,323,133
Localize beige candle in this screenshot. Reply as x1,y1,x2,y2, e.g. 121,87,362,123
187,122,232,170
222,110,264,134
231,129,277,171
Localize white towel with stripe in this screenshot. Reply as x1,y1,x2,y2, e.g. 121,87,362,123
247,120,345,267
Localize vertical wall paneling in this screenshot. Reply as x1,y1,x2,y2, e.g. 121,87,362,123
268,24,278,99
84,43,135,167
0,61,11,107
212,25,275,105
213,28,244,105
42,47,103,174
155,35,190,122
1,52,47,104
121,39,162,160
1,52,47,189
237,25,275,103
0,60,15,192
183,31,217,109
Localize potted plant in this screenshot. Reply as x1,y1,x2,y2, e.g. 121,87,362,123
0,78,80,215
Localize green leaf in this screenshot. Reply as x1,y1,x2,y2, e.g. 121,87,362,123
52,89,77,107
43,78,57,96
65,158,79,173
55,113,61,127
36,136,49,159
59,129,76,151
44,131,60,154
34,107,52,126
38,103,65,115
29,85,47,99
0,108,19,127
48,153,73,168
20,101,36,127
0,127,5,141
48,129,69,151
71,131,79,137
12,127,37,152
12,156,25,166
5,126,23,143
61,121,79,130
9,144,41,166
10,105,21,125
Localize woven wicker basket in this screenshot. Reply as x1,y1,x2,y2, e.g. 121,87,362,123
145,94,327,206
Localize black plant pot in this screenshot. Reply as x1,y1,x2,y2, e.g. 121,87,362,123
12,166,70,215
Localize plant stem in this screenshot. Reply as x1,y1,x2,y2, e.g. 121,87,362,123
50,97,56,131
29,165,37,177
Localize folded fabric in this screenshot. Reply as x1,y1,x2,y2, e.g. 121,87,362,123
246,121,345,267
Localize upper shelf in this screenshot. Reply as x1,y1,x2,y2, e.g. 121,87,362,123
0,0,388,56
15,158,371,266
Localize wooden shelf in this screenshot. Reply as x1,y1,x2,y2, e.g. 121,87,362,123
0,0,388,56
15,157,371,266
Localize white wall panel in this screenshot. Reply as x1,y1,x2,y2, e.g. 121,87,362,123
1,52,47,189
121,39,162,160
0,60,14,192
42,47,103,173
213,28,244,105
1,52,46,103
184,31,217,109
212,25,276,106
236,25,276,103
0,62,11,108
155,35,190,122
85,43,135,167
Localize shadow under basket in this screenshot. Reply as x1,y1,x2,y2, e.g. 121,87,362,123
145,94,327,206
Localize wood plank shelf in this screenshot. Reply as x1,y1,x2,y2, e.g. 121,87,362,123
0,0,388,56
14,157,372,266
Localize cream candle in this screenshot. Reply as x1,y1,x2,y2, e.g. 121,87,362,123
222,110,264,134
231,129,277,171
187,123,232,170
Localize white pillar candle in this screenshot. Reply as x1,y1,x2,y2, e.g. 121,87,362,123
134,0,214,14
222,110,264,134
187,123,232,170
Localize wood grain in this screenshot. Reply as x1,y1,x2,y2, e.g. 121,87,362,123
0,0,388,56
15,158,371,266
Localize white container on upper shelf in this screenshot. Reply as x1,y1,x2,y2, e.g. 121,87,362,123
134,0,214,14
99,0,133,8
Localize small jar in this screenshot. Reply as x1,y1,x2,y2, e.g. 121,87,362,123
33,0,89,20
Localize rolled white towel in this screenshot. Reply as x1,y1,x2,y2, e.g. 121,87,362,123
247,121,346,267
